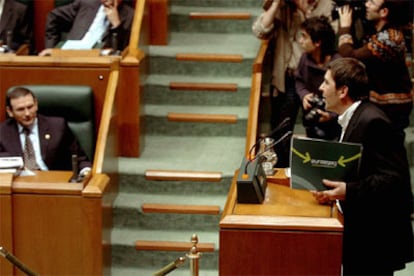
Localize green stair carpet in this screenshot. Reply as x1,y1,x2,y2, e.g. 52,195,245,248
111,0,262,275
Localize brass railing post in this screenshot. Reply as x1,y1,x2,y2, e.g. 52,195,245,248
186,234,201,276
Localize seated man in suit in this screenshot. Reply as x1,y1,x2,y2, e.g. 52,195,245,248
0,0,33,53
0,87,91,177
39,0,134,56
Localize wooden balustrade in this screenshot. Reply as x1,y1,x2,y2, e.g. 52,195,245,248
244,41,270,157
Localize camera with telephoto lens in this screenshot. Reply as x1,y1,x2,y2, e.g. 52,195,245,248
331,0,366,21
303,95,326,125
263,0,295,10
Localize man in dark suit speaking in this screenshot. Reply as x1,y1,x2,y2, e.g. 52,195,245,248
39,0,134,56
312,57,413,275
0,87,91,175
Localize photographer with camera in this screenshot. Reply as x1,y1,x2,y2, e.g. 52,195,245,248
295,15,342,140
332,0,370,47
252,0,335,166
337,0,413,138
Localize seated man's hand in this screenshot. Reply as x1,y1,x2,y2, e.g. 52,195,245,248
79,167,91,177
102,0,121,28
38,48,52,56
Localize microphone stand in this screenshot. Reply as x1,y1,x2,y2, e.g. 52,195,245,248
0,246,39,276
244,131,293,174
248,117,291,160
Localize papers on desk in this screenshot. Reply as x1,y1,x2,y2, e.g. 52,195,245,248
0,156,23,169
0,157,36,176
0,157,24,175
61,40,95,50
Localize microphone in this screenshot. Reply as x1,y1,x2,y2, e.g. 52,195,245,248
237,127,293,204
248,117,291,160
111,33,121,55
6,30,14,53
69,154,79,183
244,130,293,175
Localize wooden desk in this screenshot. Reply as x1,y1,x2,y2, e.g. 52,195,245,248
219,170,343,275
0,171,111,275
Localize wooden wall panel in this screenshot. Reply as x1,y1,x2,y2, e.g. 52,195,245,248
220,229,342,275
149,0,169,45
12,194,84,275
0,192,13,275
33,0,55,53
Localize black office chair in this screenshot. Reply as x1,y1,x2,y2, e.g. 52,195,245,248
7,85,96,162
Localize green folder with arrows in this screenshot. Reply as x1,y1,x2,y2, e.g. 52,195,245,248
290,136,363,191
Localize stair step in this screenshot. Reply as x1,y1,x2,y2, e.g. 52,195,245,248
169,82,237,92
145,170,222,182
150,56,253,77
142,203,220,215
170,0,259,8
149,33,261,58
167,112,238,123
146,75,251,106
135,240,216,252
189,12,252,20
119,135,246,175
170,6,260,34
176,53,243,62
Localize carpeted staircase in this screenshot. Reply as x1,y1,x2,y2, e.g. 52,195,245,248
111,0,262,274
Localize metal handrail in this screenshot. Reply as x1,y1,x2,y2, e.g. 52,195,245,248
0,246,39,276
152,234,201,276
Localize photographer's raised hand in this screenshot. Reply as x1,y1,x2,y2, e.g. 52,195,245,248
261,0,280,29
338,4,353,28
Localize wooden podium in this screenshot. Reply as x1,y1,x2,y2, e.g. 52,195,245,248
219,169,344,275
0,171,111,275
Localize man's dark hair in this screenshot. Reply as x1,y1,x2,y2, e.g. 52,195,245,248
328,57,369,101
6,87,36,109
382,0,412,27
301,16,336,58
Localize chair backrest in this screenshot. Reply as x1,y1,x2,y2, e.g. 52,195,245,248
7,85,96,161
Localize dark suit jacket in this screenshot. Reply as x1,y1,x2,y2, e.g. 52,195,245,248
0,0,32,51
44,0,134,51
340,101,413,274
0,114,91,171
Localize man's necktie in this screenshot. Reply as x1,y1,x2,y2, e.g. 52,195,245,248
23,128,39,170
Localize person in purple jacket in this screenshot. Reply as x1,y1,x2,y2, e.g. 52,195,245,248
295,15,342,140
